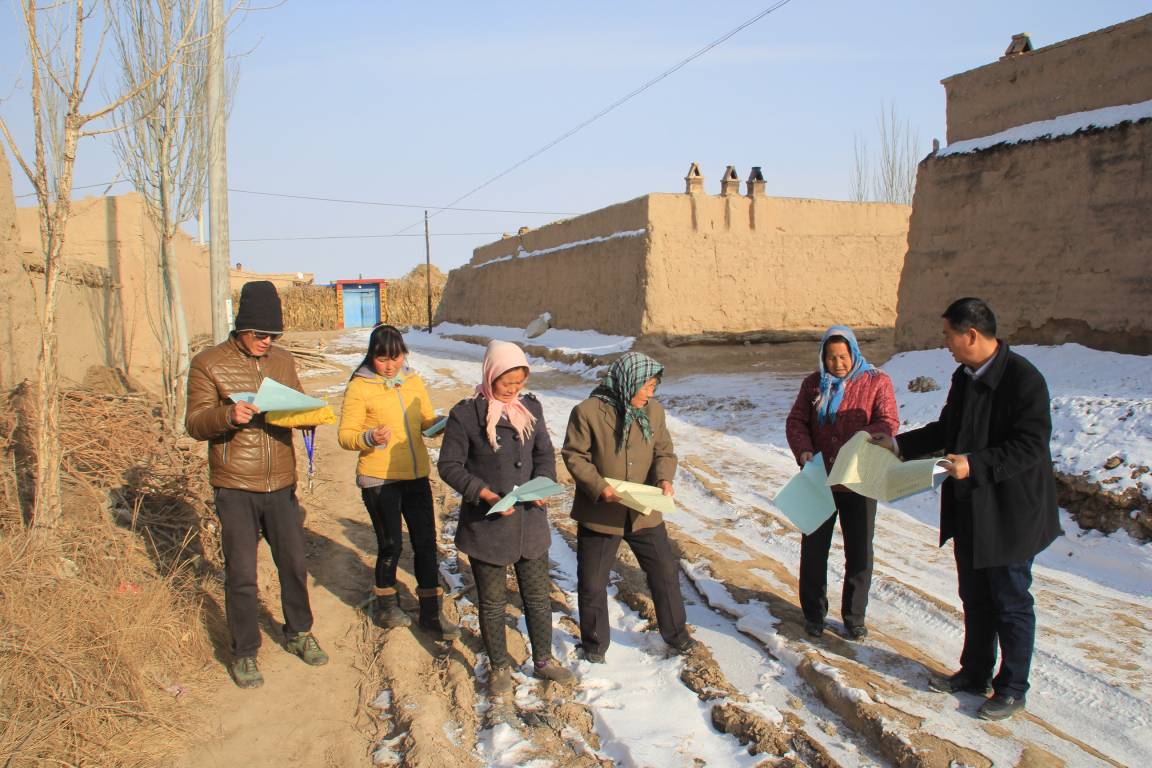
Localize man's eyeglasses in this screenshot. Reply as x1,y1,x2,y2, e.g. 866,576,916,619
248,331,282,342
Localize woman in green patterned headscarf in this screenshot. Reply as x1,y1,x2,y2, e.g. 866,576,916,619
589,351,665,448
561,351,696,663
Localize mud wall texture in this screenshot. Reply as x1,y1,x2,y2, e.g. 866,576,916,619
436,197,651,336
642,194,909,338
943,14,1152,143
2,190,211,393
437,191,910,340
895,119,1152,354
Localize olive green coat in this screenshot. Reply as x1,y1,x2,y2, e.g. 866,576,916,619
561,397,677,535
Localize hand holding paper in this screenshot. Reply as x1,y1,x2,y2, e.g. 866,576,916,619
487,476,567,517
828,431,949,503
232,377,325,413
603,478,676,516
773,452,837,534
422,415,449,437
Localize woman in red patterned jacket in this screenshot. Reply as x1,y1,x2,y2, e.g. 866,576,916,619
785,325,899,640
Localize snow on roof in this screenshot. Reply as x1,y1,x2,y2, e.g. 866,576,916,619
938,98,1152,156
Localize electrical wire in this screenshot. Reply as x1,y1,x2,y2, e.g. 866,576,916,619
392,0,796,235
232,232,505,242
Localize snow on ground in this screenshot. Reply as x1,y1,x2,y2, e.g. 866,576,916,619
339,328,1151,766
434,321,634,358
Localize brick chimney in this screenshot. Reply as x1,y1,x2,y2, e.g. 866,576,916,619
745,166,765,198
684,162,704,195
1002,33,1032,58
720,165,740,196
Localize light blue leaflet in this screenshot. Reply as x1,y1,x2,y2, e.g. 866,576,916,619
487,475,567,516
422,415,449,437
231,377,325,412
773,452,837,534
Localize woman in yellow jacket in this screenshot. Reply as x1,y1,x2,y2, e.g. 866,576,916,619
338,324,459,639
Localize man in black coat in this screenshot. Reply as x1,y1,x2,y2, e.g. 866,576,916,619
874,297,1061,721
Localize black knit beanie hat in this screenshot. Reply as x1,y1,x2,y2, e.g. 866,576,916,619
234,281,284,334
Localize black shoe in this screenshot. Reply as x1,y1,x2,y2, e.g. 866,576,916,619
668,636,699,656
804,620,825,638
843,623,868,640
928,670,993,695
977,693,1026,721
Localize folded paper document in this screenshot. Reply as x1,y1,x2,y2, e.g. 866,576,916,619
232,377,326,413
773,452,837,534
488,476,567,516
604,478,676,516
828,431,950,503
422,415,449,437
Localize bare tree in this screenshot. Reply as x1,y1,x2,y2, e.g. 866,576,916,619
849,134,869,202
0,0,204,530
850,103,922,204
110,0,212,431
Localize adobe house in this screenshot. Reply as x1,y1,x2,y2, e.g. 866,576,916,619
437,164,911,343
1,177,212,394
895,13,1152,354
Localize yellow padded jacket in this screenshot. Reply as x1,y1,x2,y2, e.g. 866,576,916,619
337,370,439,480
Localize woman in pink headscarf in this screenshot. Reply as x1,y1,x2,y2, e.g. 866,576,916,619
438,341,575,697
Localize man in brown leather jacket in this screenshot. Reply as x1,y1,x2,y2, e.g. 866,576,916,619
186,281,327,688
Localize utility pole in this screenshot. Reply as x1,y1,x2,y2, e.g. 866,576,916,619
207,0,231,341
424,210,433,333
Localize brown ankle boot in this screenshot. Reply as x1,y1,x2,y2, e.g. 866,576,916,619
371,586,411,629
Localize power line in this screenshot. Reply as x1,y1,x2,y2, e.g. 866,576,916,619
232,232,505,242
228,188,578,215
393,0,796,235
15,179,578,216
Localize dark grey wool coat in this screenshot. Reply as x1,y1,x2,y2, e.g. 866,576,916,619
437,393,556,566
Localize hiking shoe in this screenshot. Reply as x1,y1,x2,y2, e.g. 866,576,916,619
533,658,576,685
843,623,869,640
804,620,825,638
284,632,329,666
489,666,514,695
230,656,264,689
928,670,993,695
977,693,1026,721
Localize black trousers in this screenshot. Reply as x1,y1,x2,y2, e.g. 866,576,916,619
215,486,313,658
360,478,439,591
799,490,876,626
576,521,690,655
953,501,1036,698
470,554,554,669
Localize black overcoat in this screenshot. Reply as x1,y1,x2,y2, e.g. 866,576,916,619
437,393,556,566
898,343,1061,569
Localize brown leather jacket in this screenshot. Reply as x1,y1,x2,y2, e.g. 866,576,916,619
561,397,677,535
185,336,302,492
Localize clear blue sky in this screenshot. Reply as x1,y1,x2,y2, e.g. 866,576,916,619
2,1,1148,282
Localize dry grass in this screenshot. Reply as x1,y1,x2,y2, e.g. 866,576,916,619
0,386,221,767
280,284,341,331
384,264,446,327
